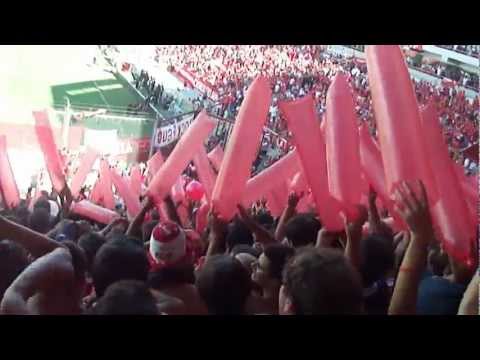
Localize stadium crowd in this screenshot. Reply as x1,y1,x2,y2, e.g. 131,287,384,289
155,45,478,166
0,45,478,316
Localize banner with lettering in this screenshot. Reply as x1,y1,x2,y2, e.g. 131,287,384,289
153,114,195,148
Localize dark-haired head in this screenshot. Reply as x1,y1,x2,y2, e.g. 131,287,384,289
33,197,50,213
284,213,321,248
226,220,254,252
89,280,158,315
196,255,252,315
28,208,52,234
92,237,150,297
281,248,363,315
77,232,106,273
0,240,30,300
360,234,395,287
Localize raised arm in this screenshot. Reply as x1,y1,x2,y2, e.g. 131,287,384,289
236,204,275,245
388,181,433,315
0,214,61,259
205,207,228,261
1,247,74,315
457,269,479,315
275,191,303,242
126,197,154,237
344,205,368,271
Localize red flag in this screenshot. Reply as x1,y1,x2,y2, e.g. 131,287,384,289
99,160,115,210
70,148,99,199
325,74,362,220
110,167,141,218
0,135,20,209
365,46,438,204
33,110,66,193
70,200,119,225
279,95,344,231
420,102,475,265
147,111,217,207
211,76,272,220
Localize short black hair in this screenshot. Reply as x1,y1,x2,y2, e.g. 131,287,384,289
284,214,321,248
0,240,30,300
226,220,254,251
28,208,52,234
92,237,150,297
196,255,252,315
148,263,195,290
263,244,295,281
33,197,51,213
89,280,158,315
360,234,395,287
283,248,363,314
77,232,107,272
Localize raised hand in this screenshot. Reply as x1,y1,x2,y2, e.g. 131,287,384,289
287,191,304,209
393,180,433,241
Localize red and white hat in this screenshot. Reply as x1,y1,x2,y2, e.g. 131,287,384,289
149,221,186,268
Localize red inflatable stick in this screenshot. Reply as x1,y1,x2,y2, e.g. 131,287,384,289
70,148,99,199
109,167,141,218
147,111,217,206
195,201,210,235
70,200,119,225
325,74,362,220
289,172,310,213
89,178,102,205
193,146,216,202
242,149,300,207
99,160,115,210
33,110,66,193
365,46,438,205
265,191,283,217
0,135,20,209
207,145,224,172
129,165,143,199
279,95,344,231
211,76,272,220
420,103,475,265
147,151,164,181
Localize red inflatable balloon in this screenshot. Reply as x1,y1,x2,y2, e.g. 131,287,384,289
211,76,272,220
33,110,66,193
193,146,216,202
70,147,99,199
358,125,405,230
207,145,224,173
325,74,362,220
279,95,344,231
110,167,141,218
186,180,205,201
147,151,165,182
99,160,115,210
242,149,300,207
195,201,210,234
147,111,216,206
420,102,475,265
70,200,119,225
0,135,20,209
365,46,438,205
